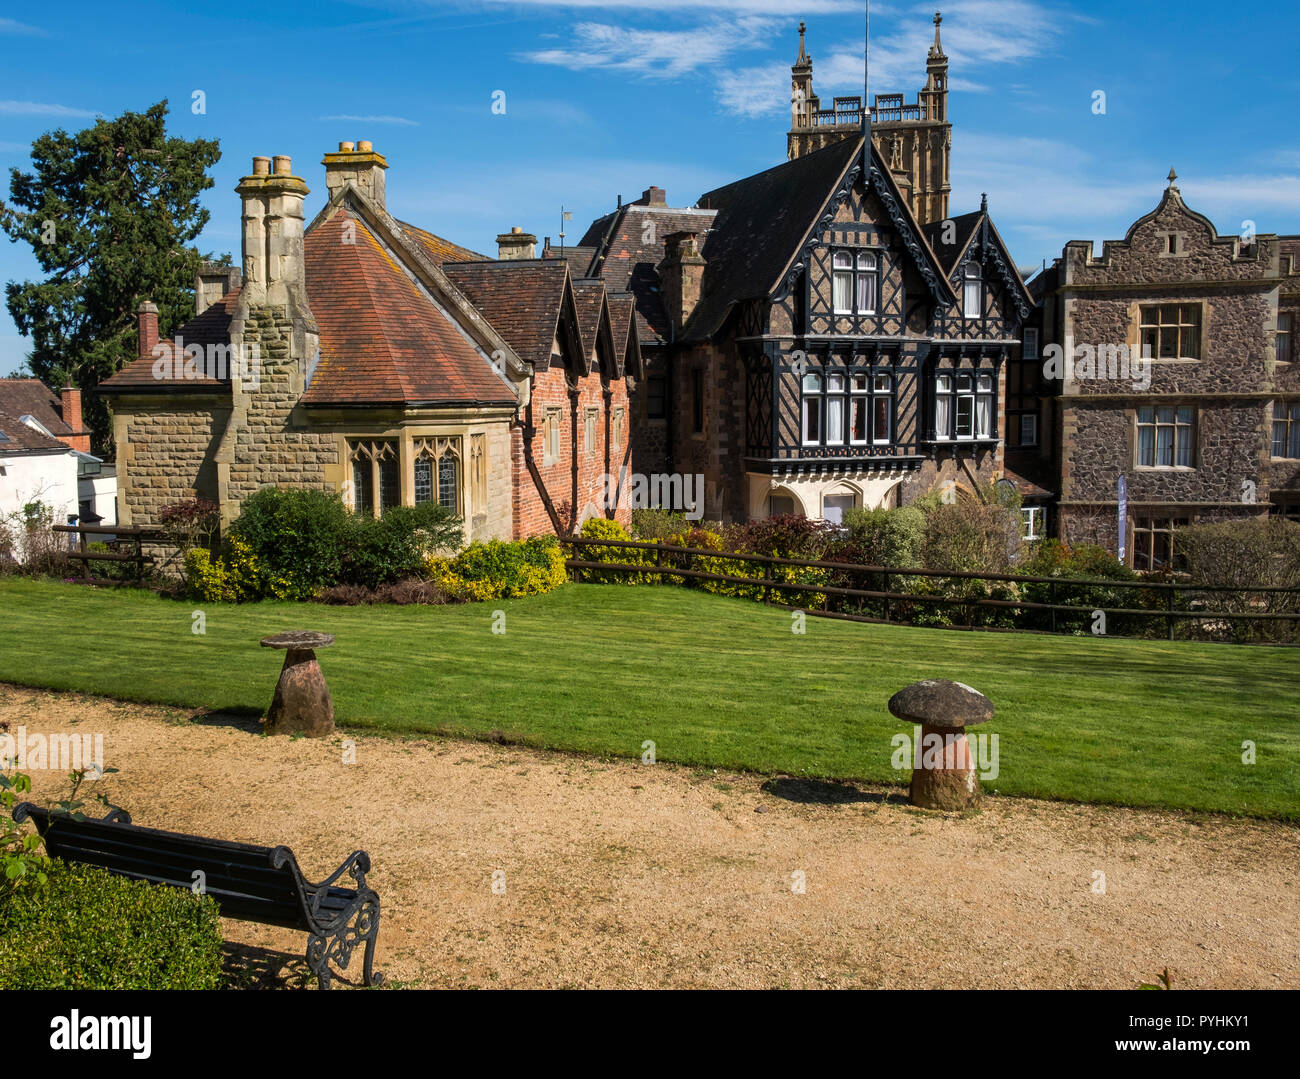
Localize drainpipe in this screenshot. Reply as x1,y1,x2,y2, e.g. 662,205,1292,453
515,400,563,537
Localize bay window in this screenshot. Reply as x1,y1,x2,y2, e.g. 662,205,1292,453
826,373,846,444
873,373,892,443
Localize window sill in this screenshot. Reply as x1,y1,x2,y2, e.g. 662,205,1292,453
1134,465,1197,472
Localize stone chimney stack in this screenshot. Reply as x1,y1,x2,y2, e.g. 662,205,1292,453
659,231,706,332
322,140,388,210
195,259,242,316
136,300,160,359
235,154,311,309
496,226,537,260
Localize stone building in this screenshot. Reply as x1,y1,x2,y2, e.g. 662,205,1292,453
562,18,1030,522
99,143,639,540
1030,171,1300,568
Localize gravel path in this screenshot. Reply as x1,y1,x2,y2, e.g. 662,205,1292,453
4,683,1297,989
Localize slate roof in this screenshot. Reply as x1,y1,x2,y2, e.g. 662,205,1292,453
544,245,597,277
569,206,718,345
605,292,640,378
301,210,515,407
683,137,864,342
922,211,983,274
571,279,611,373
442,259,571,372
0,406,72,456
0,379,74,436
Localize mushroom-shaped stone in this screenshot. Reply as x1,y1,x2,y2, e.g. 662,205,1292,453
889,679,994,811
260,631,336,737
888,679,993,729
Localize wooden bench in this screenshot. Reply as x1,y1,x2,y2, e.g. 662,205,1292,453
12,803,382,990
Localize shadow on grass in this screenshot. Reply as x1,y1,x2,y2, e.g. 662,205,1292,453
761,777,900,806
188,706,264,735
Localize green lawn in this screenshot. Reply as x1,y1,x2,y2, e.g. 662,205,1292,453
0,578,1296,819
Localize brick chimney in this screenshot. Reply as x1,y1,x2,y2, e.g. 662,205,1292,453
496,226,537,260
235,155,311,309
136,300,160,359
659,231,706,331
636,186,667,206
322,140,388,210
59,386,90,452
195,260,242,316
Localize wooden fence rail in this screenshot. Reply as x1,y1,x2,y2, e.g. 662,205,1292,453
51,523,160,584
563,536,1300,644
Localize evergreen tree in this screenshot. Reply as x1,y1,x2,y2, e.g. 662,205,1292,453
0,100,221,453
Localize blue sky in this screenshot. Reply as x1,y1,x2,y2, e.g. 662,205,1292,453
1,0,1298,373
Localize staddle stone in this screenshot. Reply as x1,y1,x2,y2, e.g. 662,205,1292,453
889,679,994,811
261,631,335,737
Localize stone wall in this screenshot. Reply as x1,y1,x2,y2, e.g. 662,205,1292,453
112,399,229,528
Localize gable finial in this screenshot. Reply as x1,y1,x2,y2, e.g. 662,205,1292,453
796,20,808,65
863,2,871,141
1167,167,1178,189
981,192,987,212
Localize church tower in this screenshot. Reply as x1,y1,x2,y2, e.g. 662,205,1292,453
786,12,951,226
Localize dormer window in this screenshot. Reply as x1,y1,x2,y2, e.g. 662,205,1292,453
962,262,982,319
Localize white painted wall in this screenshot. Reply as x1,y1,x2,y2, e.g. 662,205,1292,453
0,451,80,523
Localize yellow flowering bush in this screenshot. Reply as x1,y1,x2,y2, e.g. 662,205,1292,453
424,536,567,601
182,536,265,603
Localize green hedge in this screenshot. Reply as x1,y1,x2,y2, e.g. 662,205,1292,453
0,859,224,989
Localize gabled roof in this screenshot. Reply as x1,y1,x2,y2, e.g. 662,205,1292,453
101,290,241,391
0,379,73,436
605,292,643,380
571,279,614,378
545,245,597,277
301,209,516,407
569,205,718,345
680,136,956,342
0,406,72,456
926,208,1034,321
923,211,983,275
443,258,579,374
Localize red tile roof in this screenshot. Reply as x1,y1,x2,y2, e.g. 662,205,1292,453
396,220,486,265
571,279,609,375
605,293,639,378
302,210,515,406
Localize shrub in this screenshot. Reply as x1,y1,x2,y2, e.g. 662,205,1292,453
182,536,267,603
629,508,689,541
574,517,651,584
0,859,224,989
841,506,925,569
724,513,835,560
1175,518,1300,642
431,536,567,601
344,502,463,589
921,499,1021,576
317,579,460,606
228,487,353,599
1015,540,1145,635
0,770,47,901
158,498,220,556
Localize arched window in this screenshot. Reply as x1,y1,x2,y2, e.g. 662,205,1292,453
801,373,823,444
832,253,852,314
414,437,462,514
962,262,982,319
856,252,878,315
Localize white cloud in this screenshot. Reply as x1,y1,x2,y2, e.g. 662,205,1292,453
320,113,419,126
950,131,1300,264
0,100,98,118
479,0,855,13
523,17,777,79
0,18,47,36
